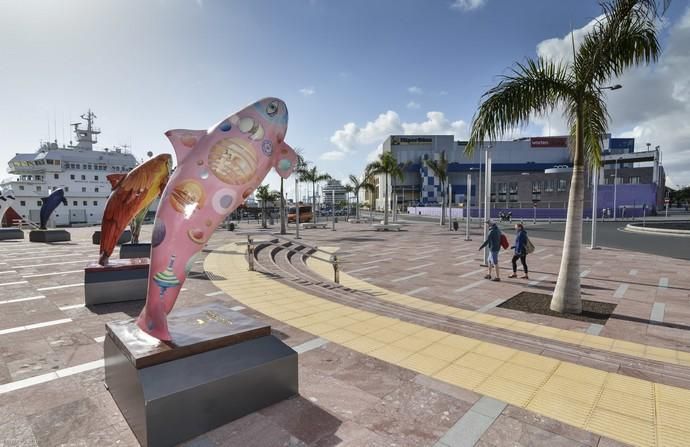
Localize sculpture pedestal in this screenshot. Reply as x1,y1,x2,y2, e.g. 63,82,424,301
92,229,132,245
0,228,24,240
84,258,149,306
104,303,298,447
29,229,71,242
120,243,151,259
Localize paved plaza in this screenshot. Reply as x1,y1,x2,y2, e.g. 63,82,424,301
1,221,689,446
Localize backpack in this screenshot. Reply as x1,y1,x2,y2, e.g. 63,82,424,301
500,234,509,250
525,237,535,254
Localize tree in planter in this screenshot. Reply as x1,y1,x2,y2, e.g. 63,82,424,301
425,152,450,226
465,0,669,313
366,152,403,226
347,174,375,221
255,184,280,229
299,166,331,223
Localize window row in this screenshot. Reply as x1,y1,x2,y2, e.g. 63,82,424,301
20,200,99,207
604,176,641,184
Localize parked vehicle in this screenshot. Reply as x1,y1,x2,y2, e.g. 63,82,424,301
288,205,313,223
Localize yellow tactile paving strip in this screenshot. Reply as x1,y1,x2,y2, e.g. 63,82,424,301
205,243,690,447
306,247,690,368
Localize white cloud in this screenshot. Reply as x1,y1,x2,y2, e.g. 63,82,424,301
320,150,346,161
450,0,487,11
324,110,469,161
408,86,423,95
532,6,690,186
406,101,420,110
299,87,315,96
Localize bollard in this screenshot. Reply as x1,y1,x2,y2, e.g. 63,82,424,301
331,254,339,284
247,235,254,271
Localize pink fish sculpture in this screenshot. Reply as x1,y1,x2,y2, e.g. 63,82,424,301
137,98,297,341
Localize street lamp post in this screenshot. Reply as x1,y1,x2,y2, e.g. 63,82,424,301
465,174,472,241
448,184,453,231
482,149,492,265
613,157,622,220
295,178,301,239
332,189,336,231
590,167,599,249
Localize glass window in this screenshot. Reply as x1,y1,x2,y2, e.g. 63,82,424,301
81,175,86,180
70,174,75,180
19,185,24,190
36,186,41,192
558,179,568,191
629,176,641,184
64,187,69,192
54,174,59,179
20,200,25,206
83,200,87,206
95,187,99,193
82,187,86,192
93,201,98,206
37,200,42,206
94,175,99,181
73,201,78,206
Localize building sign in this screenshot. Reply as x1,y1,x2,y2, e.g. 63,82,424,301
392,136,433,145
530,137,568,147
609,138,634,150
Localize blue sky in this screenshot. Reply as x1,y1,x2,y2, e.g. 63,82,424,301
1,0,689,191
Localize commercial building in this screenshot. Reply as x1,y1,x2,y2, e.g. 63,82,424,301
321,179,348,205
372,134,665,218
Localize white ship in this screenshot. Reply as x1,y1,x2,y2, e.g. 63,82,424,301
1,111,139,227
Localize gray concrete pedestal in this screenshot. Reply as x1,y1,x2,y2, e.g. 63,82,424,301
119,243,151,259
29,229,71,242
104,303,298,447
0,228,24,240
84,258,149,305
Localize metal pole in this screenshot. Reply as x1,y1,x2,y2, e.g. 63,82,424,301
332,189,336,231
482,149,491,265
613,160,618,220
295,178,301,239
247,235,254,271
448,183,453,231
478,149,483,228
590,167,599,249
465,174,472,241
533,204,536,225
331,254,339,284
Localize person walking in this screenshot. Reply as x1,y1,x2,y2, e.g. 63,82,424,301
508,223,529,279
479,220,502,281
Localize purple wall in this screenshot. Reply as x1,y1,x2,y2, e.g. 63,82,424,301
595,184,658,216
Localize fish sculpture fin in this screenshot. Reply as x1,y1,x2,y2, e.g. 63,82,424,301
273,141,298,179
165,129,207,163
106,174,127,189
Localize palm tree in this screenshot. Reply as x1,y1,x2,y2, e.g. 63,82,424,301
465,0,668,314
343,185,354,219
299,166,331,223
255,184,280,229
347,174,375,221
367,152,403,226
425,152,449,226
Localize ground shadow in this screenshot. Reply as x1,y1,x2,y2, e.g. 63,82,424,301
86,300,142,317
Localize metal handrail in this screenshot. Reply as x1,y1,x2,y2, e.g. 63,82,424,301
245,234,342,283
12,218,40,230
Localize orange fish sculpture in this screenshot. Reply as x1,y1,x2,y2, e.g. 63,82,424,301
98,154,172,266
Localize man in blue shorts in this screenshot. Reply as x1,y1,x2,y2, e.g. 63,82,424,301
479,220,502,281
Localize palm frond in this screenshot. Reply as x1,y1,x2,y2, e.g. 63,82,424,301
575,0,662,86
466,58,573,155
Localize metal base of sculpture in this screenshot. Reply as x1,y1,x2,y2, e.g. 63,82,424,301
104,302,298,447
92,229,132,246
120,243,151,259
0,228,24,240
29,229,71,243
84,259,149,306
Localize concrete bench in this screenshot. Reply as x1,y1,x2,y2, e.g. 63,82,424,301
373,223,402,231
301,223,329,229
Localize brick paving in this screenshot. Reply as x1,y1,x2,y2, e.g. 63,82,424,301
0,221,688,446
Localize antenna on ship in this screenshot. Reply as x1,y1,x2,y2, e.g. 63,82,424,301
69,109,100,151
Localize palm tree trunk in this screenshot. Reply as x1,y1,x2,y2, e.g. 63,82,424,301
356,194,360,220
312,182,317,223
262,203,267,228
550,108,584,314
384,173,389,225
280,179,286,234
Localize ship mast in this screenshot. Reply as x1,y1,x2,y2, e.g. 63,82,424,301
69,109,100,151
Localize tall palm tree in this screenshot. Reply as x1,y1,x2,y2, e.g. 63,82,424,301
466,0,668,314
367,152,403,226
343,185,354,219
425,151,450,226
347,174,375,220
255,184,280,229
299,166,331,223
